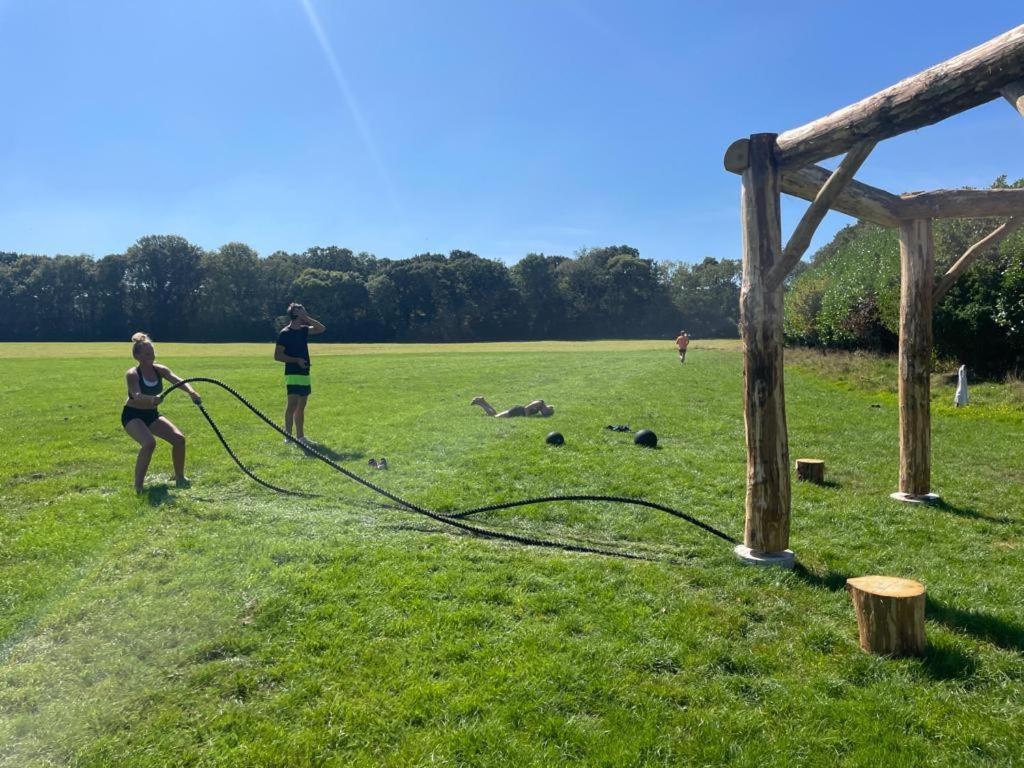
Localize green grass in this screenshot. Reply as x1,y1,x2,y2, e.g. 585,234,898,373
1,340,1021,767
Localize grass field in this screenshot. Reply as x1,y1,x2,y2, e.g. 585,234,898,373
1,340,1022,767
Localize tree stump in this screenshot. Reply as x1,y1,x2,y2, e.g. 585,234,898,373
795,458,825,484
846,575,926,657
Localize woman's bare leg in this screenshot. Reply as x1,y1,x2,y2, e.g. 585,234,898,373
124,419,157,492
471,396,497,416
150,417,187,482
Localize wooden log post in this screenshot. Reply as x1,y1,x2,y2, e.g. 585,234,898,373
894,219,937,502
1003,79,1024,118
736,134,793,568
795,459,825,484
846,576,926,657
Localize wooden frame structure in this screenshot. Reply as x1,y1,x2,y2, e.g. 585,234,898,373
724,25,1024,566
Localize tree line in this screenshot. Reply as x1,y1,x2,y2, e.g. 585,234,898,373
0,237,741,343
784,176,1024,376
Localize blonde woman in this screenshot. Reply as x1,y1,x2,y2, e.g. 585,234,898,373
121,332,202,492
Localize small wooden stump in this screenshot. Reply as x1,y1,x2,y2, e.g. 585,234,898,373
846,575,926,657
795,458,825,484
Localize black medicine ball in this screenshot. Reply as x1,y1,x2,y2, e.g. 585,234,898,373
545,431,564,446
634,429,657,448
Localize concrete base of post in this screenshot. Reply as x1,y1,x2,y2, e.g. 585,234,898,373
889,491,941,504
733,544,795,569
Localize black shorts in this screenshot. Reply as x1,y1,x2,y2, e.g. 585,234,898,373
121,406,160,428
285,373,312,397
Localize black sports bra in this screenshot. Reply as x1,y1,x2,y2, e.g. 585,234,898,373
134,366,163,397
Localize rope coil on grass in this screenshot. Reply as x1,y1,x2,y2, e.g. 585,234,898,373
162,377,739,558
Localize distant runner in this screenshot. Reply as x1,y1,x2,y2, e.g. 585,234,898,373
274,303,326,445
675,331,690,364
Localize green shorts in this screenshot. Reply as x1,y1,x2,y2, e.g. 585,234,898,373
285,374,311,396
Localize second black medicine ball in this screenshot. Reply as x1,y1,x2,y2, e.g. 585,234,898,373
634,429,657,448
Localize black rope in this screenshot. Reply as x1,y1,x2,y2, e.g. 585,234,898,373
450,495,737,544
160,377,739,556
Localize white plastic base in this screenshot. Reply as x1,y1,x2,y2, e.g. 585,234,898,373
733,545,795,569
889,492,941,504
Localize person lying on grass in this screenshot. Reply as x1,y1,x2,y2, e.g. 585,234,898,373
471,396,554,417
121,332,202,493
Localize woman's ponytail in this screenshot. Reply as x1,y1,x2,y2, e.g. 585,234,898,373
131,332,152,356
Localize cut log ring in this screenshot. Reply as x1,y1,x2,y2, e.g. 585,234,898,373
795,458,825,484
846,575,926,657
889,491,941,504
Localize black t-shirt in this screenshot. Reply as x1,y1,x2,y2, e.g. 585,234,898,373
277,326,310,375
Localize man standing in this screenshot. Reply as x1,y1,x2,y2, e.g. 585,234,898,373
675,330,690,364
274,302,326,445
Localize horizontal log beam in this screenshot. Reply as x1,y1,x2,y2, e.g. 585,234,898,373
773,25,1024,168
1003,79,1024,118
727,139,901,226
781,164,902,227
768,141,877,289
898,188,1024,219
933,218,1023,302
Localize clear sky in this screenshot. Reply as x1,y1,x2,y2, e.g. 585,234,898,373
1,1,1022,264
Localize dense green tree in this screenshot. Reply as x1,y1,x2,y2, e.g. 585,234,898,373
93,253,129,341
123,235,204,340
195,243,265,340
510,253,569,338
291,268,372,340
258,251,306,331
668,257,741,338
444,252,523,340
1,238,755,346
0,255,50,340
43,255,97,340
785,177,1024,374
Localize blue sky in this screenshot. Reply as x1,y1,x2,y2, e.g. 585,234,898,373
1,1,1022,265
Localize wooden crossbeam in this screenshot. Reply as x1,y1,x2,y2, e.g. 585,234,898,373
1003,80,1024,118
727,140,901,227
898,188,1024,220
767,141,876,289
774,25,1024,168
933,218,1023,302
781,165,900,227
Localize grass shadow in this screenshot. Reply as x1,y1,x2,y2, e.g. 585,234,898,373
930,499,1009,524
794,563,1024,653
145,485,174,506
301,442,365,462
792,562,851,592
919,641,978,680
925,597,1024,653
799,479,842,489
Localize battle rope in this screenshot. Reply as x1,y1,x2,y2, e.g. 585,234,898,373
160,377,739,557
